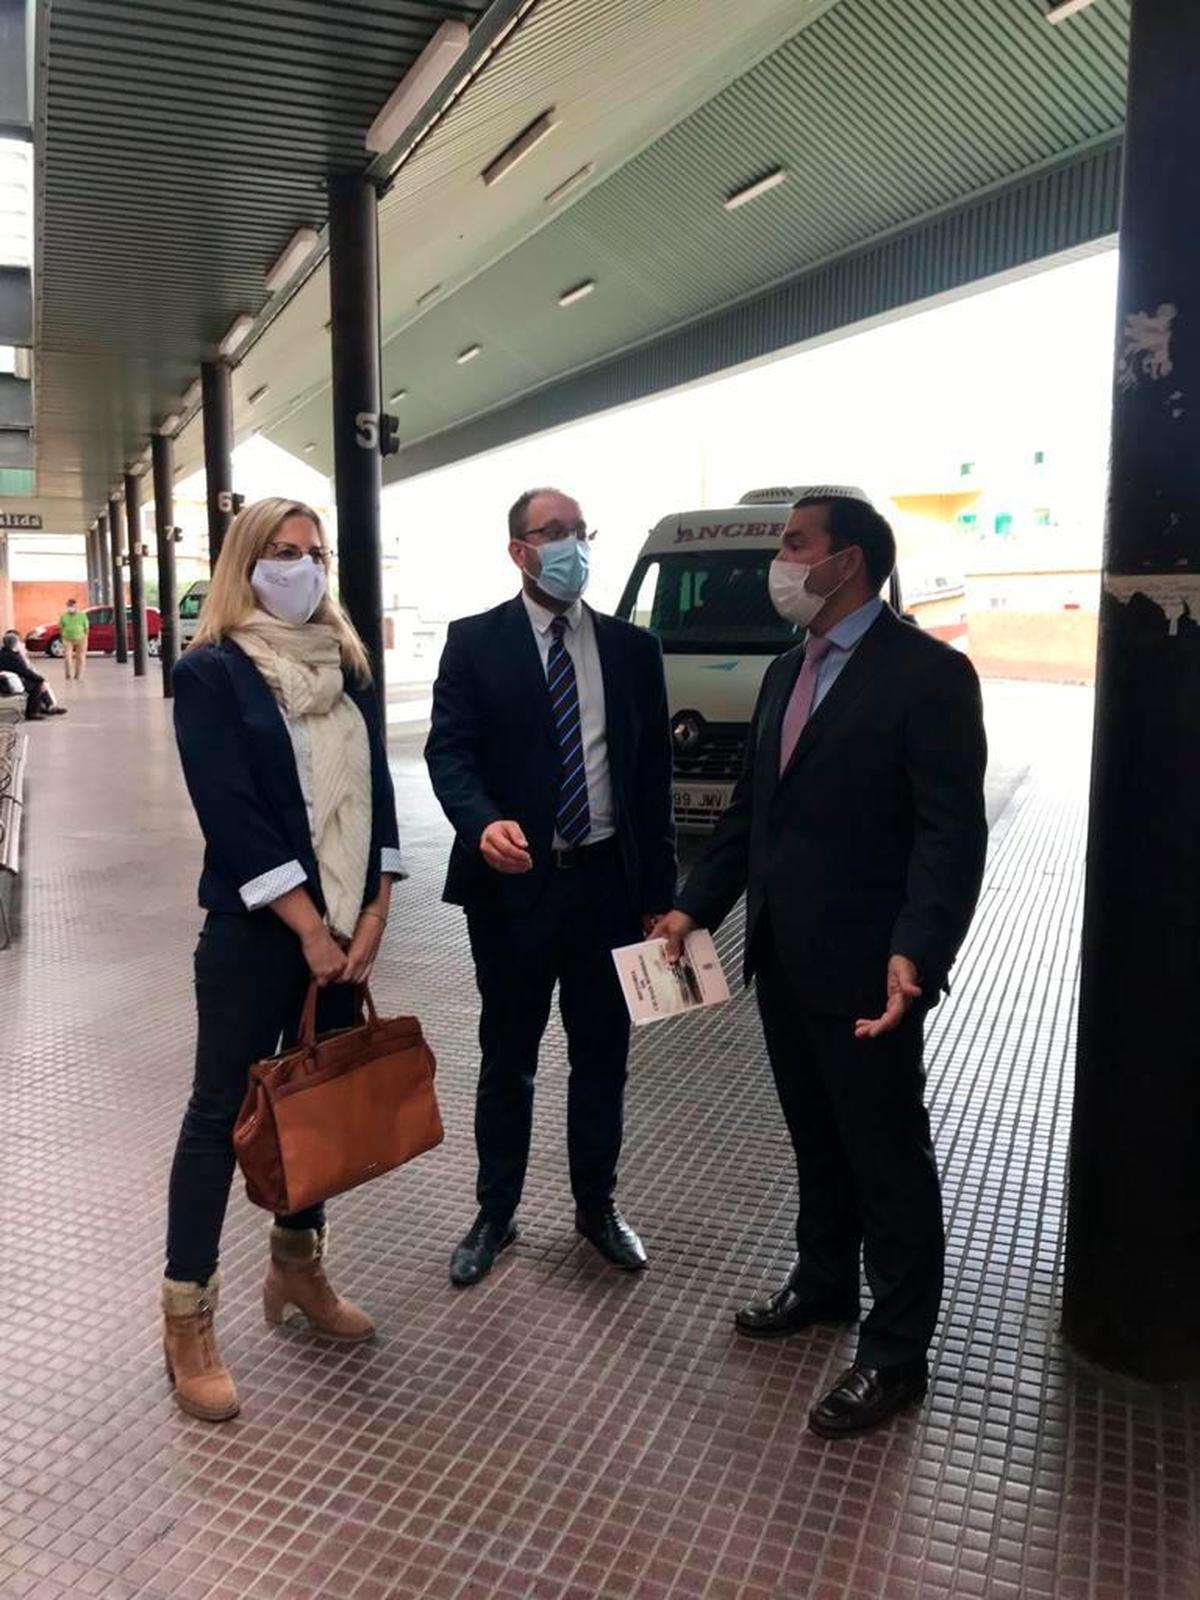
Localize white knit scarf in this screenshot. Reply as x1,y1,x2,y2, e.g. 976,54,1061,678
232,612,371,939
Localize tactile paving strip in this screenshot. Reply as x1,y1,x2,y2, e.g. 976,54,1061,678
0,666,1196,1600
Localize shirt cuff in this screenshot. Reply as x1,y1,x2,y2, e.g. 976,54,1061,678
240,859,307,911
380,846,407,881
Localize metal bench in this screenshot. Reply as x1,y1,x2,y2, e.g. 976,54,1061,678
0,727,27,949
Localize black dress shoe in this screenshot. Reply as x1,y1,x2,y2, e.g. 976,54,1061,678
575,1203,647,1271
449,1213,518,1288
735,1275,860,1338
808,1361,929,1439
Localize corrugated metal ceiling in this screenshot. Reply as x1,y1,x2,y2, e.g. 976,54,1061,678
30,0,1131,528
339,0,1128,479
33,0,489,521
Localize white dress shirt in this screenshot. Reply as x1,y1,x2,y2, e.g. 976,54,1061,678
522,591,615,845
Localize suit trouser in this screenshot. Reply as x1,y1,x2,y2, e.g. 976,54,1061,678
165,911,360,1283
64,637,86,678
755,936,944,1368
466,852,640,1220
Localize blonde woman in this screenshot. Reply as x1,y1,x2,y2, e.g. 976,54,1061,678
163,498,403,1422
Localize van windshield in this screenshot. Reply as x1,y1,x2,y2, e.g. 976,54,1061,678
617,550,801,654
178,590,206,620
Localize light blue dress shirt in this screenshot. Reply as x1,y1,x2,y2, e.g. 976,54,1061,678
811,596,885,713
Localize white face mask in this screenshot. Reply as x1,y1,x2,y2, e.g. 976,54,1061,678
768,551,848,628
250,555,327,625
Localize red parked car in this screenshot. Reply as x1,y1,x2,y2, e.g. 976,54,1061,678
25,605,162,658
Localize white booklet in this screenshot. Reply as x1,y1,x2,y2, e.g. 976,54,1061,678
612,929,732,1026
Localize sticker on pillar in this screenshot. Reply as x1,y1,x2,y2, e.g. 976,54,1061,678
1117,303,1178,391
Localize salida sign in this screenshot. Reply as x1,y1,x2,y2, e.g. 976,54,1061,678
673,520,785,544
0,512,42,529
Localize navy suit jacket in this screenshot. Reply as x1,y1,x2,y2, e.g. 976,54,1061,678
678,606,988,1015
173,641,400,918
425,595,677,917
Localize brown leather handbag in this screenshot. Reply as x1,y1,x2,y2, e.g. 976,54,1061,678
233,982,443,1215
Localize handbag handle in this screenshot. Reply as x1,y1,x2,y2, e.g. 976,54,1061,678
299,979,379,1047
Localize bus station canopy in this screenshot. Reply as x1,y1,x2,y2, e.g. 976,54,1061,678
24,0,1129,530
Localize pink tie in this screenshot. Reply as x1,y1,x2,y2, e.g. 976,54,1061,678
779,635,832,773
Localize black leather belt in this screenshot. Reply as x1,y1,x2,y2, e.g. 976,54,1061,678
552,834,621,870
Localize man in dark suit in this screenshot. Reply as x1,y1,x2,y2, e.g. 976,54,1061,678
654,489,987,1438
426,488,676,1288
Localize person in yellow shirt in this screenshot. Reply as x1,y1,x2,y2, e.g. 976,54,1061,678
60,598,88,681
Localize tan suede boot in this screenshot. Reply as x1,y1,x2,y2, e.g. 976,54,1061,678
263,1226,374,1342
162,1273,240,1423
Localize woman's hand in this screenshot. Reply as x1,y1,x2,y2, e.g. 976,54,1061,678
300,924,348,988
342,911,386,986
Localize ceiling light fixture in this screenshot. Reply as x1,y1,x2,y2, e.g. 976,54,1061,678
389,389,407,403
559,279,596,308
264,226,319,293
159,414,181,435
1046,0,1099,20
303,442,316,454
219,315,254,357
247,383,270,405
366,20,470,154
482,108,557,187
457,345,482,365
545,163,593,206
417,284,443,308
725,168,787,211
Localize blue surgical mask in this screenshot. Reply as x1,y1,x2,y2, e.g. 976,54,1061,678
534,538,590,604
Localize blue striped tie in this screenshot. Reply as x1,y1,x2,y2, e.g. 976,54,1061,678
548,616,591,847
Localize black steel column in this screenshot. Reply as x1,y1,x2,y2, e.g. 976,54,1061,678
152,432,178,696
329,173,385,704
96,511,109,608
201,359,234,568
84,524,97,603
1063,0,1200,1381
107,495,128,664
124,471,148,676
90,525,103,603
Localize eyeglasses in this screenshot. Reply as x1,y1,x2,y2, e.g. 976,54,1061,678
520,520,596,545
264,541,334,566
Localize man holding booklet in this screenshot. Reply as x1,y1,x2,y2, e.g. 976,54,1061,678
427,488,676,1288
654,487,987,1439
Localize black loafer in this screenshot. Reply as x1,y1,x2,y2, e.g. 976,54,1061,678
575,1203,647,1271
808,1361,929,1439
735,1275,860,1338
449,1213,518,1288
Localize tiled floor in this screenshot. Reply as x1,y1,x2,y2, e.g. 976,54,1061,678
1,662,1196,1600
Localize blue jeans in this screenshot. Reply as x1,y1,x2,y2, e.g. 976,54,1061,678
165,911,358,1283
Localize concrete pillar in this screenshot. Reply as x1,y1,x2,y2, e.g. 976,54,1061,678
1063,0,1200,1381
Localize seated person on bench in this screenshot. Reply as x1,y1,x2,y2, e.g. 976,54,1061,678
0,631,68,720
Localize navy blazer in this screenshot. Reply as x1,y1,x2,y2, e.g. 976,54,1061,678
678,607,988,1014
425,595,677,917
173,641,401,918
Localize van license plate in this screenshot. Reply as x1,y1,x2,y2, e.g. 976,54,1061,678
673,787,725,815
